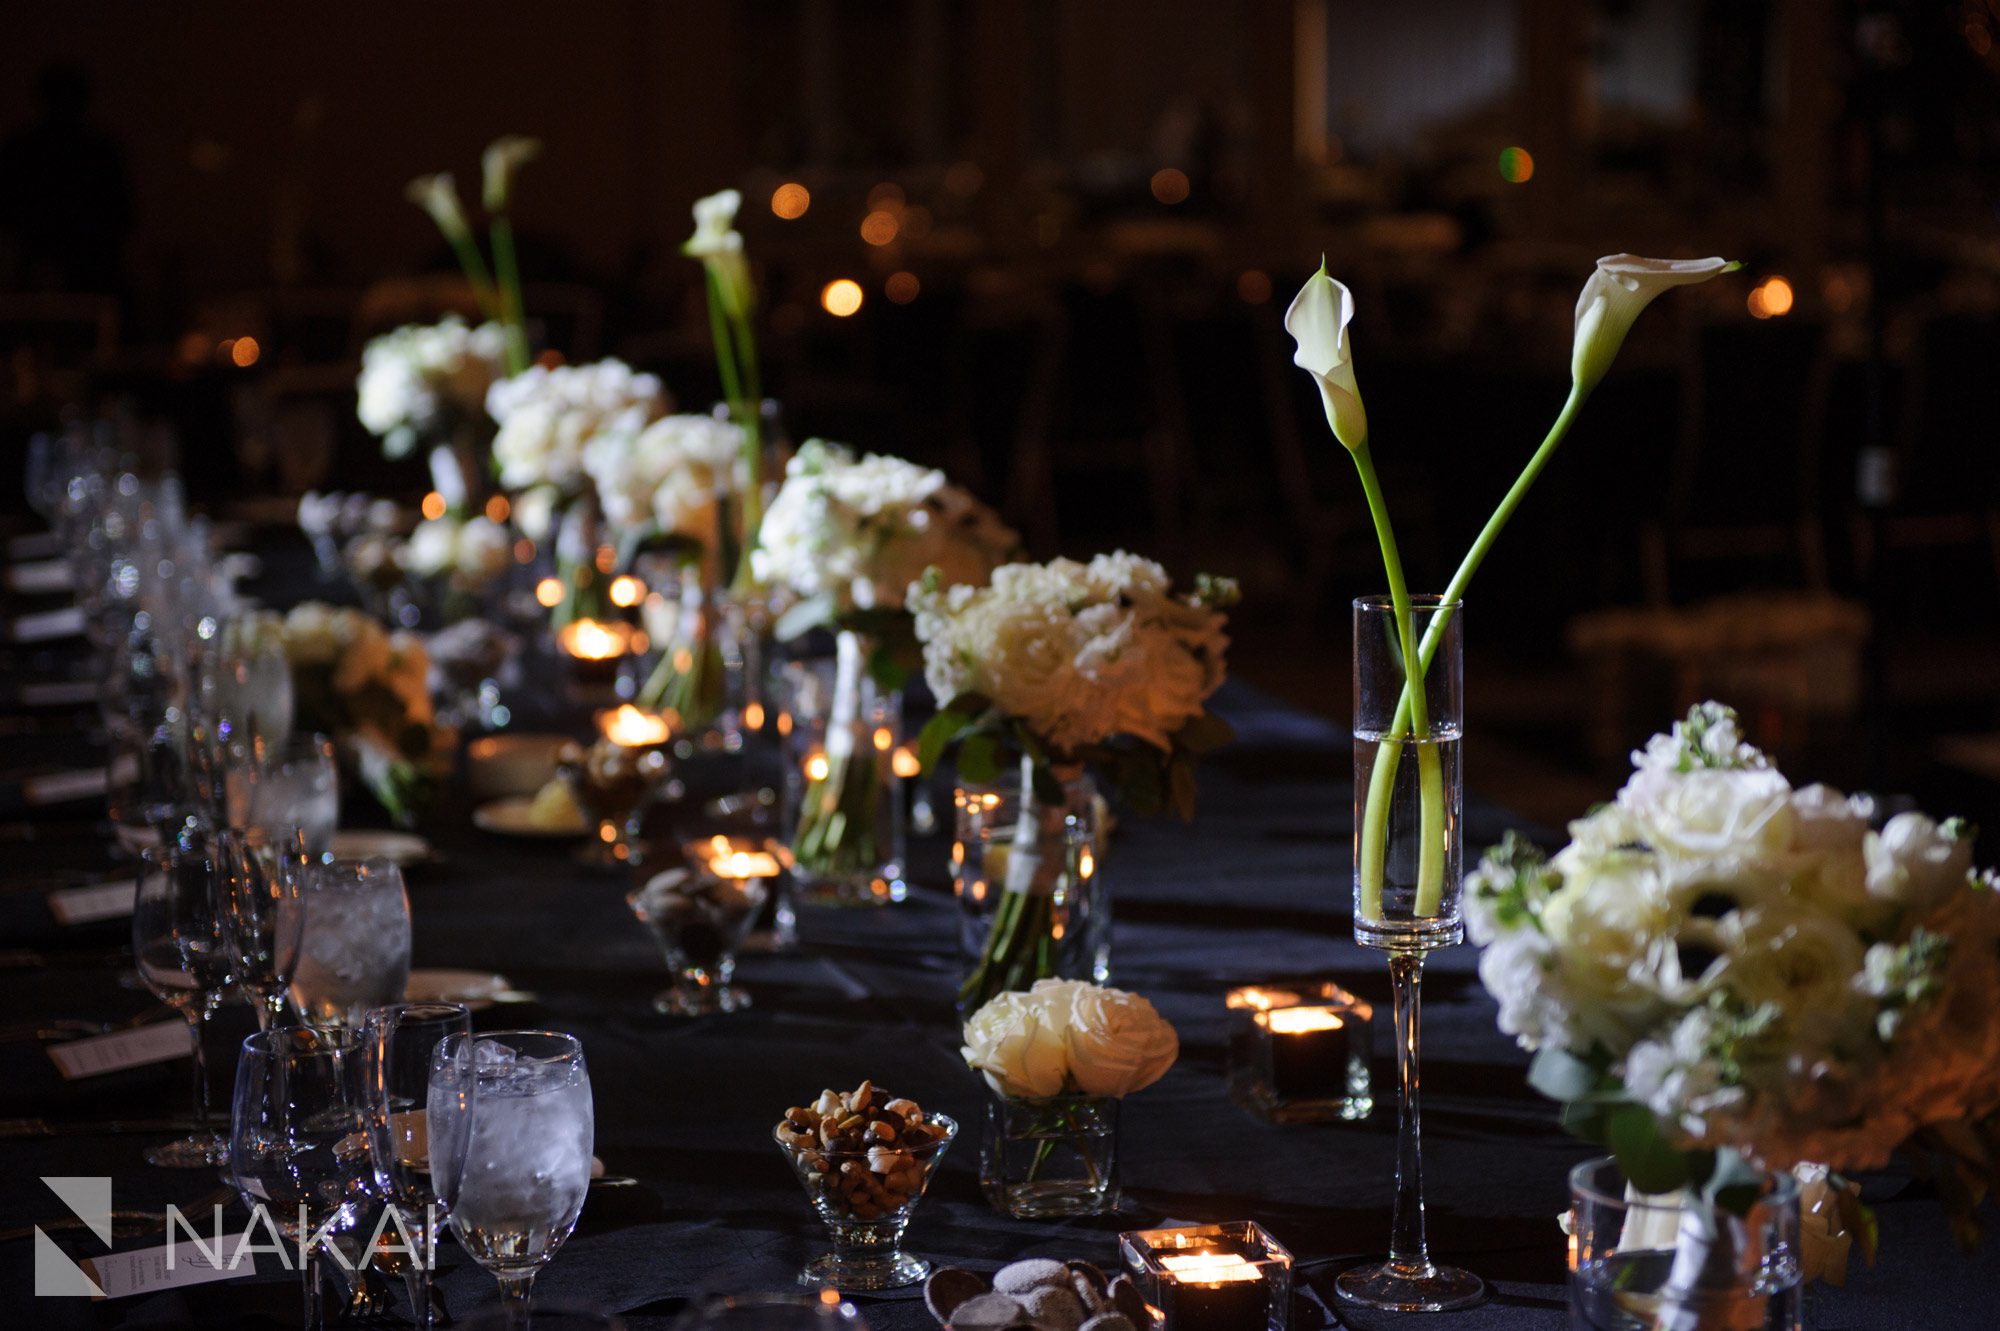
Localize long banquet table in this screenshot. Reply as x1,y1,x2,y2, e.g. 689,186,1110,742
0,599,1995,1329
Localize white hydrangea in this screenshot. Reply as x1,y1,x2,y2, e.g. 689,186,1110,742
485,358,666,492
752,439,1018,615
910,551,1229,754
356,317,508,456
581,413,747,546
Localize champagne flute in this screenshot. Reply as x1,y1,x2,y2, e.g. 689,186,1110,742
132,837,234,1167
361,1002,473,1331
229,1027,375,1331
292,859,413,1029
215,825,310,1030
429,1031,594,1325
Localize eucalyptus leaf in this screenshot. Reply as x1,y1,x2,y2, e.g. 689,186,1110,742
1607,1104,1696,1196
1528,1046,1603,1104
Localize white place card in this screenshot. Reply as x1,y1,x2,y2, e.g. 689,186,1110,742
5,559,71,594
23,767,108,806
11,605,86,642
18,680,98,707
80,1231,259,1299
48,879,137,926
48,1023,194,1081
7,532,61,561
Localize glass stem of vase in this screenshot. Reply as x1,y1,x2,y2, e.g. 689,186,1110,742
1387,947,1434,1276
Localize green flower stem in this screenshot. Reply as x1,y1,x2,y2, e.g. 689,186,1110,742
792,744,884,878
1350,440,1441,922
1362,386,1589,916
701,265,766,594
440,225,501,323
490,215,530,375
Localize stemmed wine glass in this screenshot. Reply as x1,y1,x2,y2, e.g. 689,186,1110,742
1336,595,1483,1312
429,1031,594,1325
292,859,413,1029
229,1026,376,1331
132,836,234,1167
215,825,310,1030
361,1002,474,1331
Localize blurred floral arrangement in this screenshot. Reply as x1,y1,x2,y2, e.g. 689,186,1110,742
1469,702,2000,1289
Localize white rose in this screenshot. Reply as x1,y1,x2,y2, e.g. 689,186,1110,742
1049,980,1179,1098
402,517,460,578
454,516,514,584
1714,897,1869,1048
1787,784,1874,919
1541,855,1677,1048
961,990,1070,1098
1618,765,1796,860
1864,813,1974,918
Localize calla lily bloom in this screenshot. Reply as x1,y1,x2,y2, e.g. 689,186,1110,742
683,189,753,320
481,135,541,212
1571,254,1739,393
406,173,473,241
1284,264,1367,452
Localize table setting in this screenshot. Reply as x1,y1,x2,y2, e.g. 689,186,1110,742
0,147,1996,1331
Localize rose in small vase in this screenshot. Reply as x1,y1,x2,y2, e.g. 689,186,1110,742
963,979,1178,1217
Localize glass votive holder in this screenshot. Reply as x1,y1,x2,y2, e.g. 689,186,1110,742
684,834,798,951
1120,1221,1293,1331
1225,982,1373,1123
627,866,768,1014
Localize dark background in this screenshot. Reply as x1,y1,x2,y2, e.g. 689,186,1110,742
5,0,2000,828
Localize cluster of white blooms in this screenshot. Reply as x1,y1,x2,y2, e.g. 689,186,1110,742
278,603,434,728
581,413,747,546
961,979,1179,1100
485,359,666,492
1469,702,2000,1171
398,515,514,587
752,440,1018,616
910,552,1230,754
356,318,509,456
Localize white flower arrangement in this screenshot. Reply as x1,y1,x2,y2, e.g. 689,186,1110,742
962,979,1179,1101
1470,702,2000,1249
581,412,748,549
356,317,509,458
753,439,1018,626
484,358,667,493
398,514,514,588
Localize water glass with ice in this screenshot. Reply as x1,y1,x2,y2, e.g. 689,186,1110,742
292,859,412,1029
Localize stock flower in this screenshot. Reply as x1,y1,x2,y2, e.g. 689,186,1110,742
684,189,752,320
481,134,541,212
1571,255,1739,393
405,173,473,241
1283,263,1366,451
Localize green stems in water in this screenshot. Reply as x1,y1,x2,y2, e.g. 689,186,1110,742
489,215,530,376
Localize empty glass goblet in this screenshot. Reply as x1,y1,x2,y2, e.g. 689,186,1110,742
133,836,234,1167
292,859,413,1029
775,1110,957,1290
215,825,309,1031
361,1002,473,1331
627,867,768,1014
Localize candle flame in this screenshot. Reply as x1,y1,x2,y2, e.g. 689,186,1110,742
1226,986,1298,1011
602,704,671,747
1262,1005,1344,1034
805,751,830,782
711,851,782,878
559,618,634,661
1160,1252,1261,1284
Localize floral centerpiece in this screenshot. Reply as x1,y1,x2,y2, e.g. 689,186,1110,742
356,315,508,462
1470,702,2000,1319
755,440,1018,897
268,603,455,824
915,553,1235,1010
962,978,1179,1216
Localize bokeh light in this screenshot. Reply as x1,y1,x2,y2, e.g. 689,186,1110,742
885,271,921,304
860,209,900,246
1237,269,1273,304
1747,276,1795,320
1150,168,1191,205
608,575,645,608
485,493,511,523
230,336,260,367
1498,146,1534,183
821,279,865,317
421,491,447,521
770,182,811,219
535,577,564,608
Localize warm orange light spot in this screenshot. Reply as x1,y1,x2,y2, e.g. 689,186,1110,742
1498,146,1535,183
1150,168,1190,205
821,279,864,317
594,545,617,575
1078,846,1095,879
771,182,811,220
1227,986,1295,1012
672,648,694,673
421,491,448,521
485,493,511,523
601,704,672,748
600,823,618,843
558,618,635,661
805,752,831,782
1159,1253,1261,1285
891,746,922,779
608,575,645,608
711,850,783,879
1237,270,1272,304
535,576,565,608
861,210,900,246
230,336,261,367
777,711,794,737
1748,276,1794,320
514,538,537,564
1263,1005,1345,1034
872,727,894,752
885,271,921,304
177,331,209,365
742,701,766,731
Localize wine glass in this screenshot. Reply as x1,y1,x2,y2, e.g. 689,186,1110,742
247,734,339,861
292,859,413,1029
1336,595,1483,1312
215,825,310,1030
229,1026,375,1331
132,836,234,1167
429,1031,594,1324
361,1002,473,1331
106,714,199,858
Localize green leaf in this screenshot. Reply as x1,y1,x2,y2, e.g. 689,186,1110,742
958,733,1001,784
773,595,836,642
1608,1104,1697,1196
1119,754,1164,817
1528,1047,1603,1104
1175,710,1235,756
914,695,989,775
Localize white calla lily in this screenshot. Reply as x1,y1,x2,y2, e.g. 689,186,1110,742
683,189,753,320
1571,254,1739,392
481,135,541,212
1284,264,1367,452
405,173,472,240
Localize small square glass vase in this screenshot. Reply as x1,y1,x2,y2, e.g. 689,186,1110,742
980,1094,1120,1218
1120,1221,1294,1331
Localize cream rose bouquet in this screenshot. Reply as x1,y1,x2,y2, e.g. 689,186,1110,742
915,554,1236,1009
356,316,509,460
277,603,454,825
1470,703,2000,1314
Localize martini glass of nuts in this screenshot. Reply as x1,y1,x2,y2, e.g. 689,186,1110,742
557,737,669,869
774,1081,958,1290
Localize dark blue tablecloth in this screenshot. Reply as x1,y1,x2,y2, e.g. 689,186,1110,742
0,654,1992,1330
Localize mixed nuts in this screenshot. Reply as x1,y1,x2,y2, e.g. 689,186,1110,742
775,1081,953,1222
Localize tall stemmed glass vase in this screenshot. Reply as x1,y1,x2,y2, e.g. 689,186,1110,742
1337,596,1482,1312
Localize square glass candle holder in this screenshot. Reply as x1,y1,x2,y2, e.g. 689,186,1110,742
1119,1222,1293,1331
1225,983,1373,1123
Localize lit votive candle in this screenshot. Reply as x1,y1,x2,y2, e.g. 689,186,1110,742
1120,1222,1292,1331
685,834,797,951
601,704,673,750
558,617,637,661
1226,982,1373,1123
